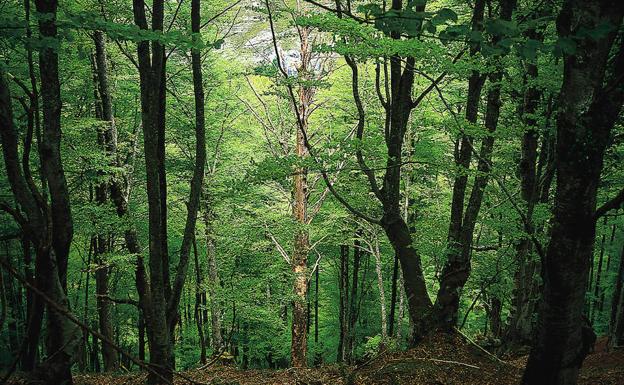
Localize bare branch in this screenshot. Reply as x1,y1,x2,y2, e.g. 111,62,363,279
265,224,291,264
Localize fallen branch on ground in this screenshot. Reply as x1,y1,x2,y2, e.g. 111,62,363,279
454,327,509,366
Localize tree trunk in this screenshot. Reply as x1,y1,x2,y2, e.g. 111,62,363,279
203,198,223,353
387,253,399,337
166,0,208,345
290,23,314,368
440,0,486,328
590,219,608,323
343,236,362,363
435,0,515,330
192,236,207,363
94,247,117,371
522,2,624,383
337,244,348,362
599,221,618,313
132,0,173,382
504,13,547,347
2,0,82,381
91,29,120,372
608,241,624,348
373,238,388,340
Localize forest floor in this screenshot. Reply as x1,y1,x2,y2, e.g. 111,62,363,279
8,334,624,384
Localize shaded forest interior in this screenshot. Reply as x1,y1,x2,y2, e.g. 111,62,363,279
1,0,624,384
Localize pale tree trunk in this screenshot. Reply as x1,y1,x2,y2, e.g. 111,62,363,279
192,237,207,363
203,198,223,353
290,22,314,368
396,274,405,340
337,245,349,362
609,241,624,349
372,237,388,340
91,29,120,372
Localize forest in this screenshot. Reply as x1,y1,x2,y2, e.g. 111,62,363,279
0,0,623,384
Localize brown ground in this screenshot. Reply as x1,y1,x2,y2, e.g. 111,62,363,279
7,335,624,384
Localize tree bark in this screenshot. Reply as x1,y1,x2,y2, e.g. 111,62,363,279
1,60,79,385
91,29,120,372
192,236,207,363
373,238,388,340
203,200,223,354
344,236,362,363
504,12,548,347
289,22,314,368
167,0,208,340
387,253,399,337
608,241,624,348
522,2,624,383
435,0,515,330
132,0,173,382
337,244,348,362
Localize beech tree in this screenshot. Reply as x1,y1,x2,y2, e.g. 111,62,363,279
522,0,624,383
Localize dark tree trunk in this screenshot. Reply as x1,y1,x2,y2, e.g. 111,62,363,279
0,0,81,381
132,0,207,381
439,0,486,328
138,311,145,362
132,1,173,383
522,2,624,383
489,297,502,338
504,12,547,347
344,237,362,363
192,236,207,364
435,0,516,330
167,0,208,342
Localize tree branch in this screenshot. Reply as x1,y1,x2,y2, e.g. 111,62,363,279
595,187,624,221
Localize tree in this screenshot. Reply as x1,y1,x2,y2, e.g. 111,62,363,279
131,0,207,382
0,0,82,378
522,1,624,383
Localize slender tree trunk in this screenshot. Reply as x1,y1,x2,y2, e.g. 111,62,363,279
203,199,223,353
435,0,515,330
290,24,314,368
314,261,320,365
373,238,388,340
166,0,208,346
133,1,173,382
522,2,624,383
344,237,362,362
504,15,547,347
387,253,399,337
591,219,608,323
599,221,618,313
489,297,502,338
337,244,348,362
91,29,120,372
94,247,117,371
608,241,624,349
192,236,207,363
440,0,486,328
